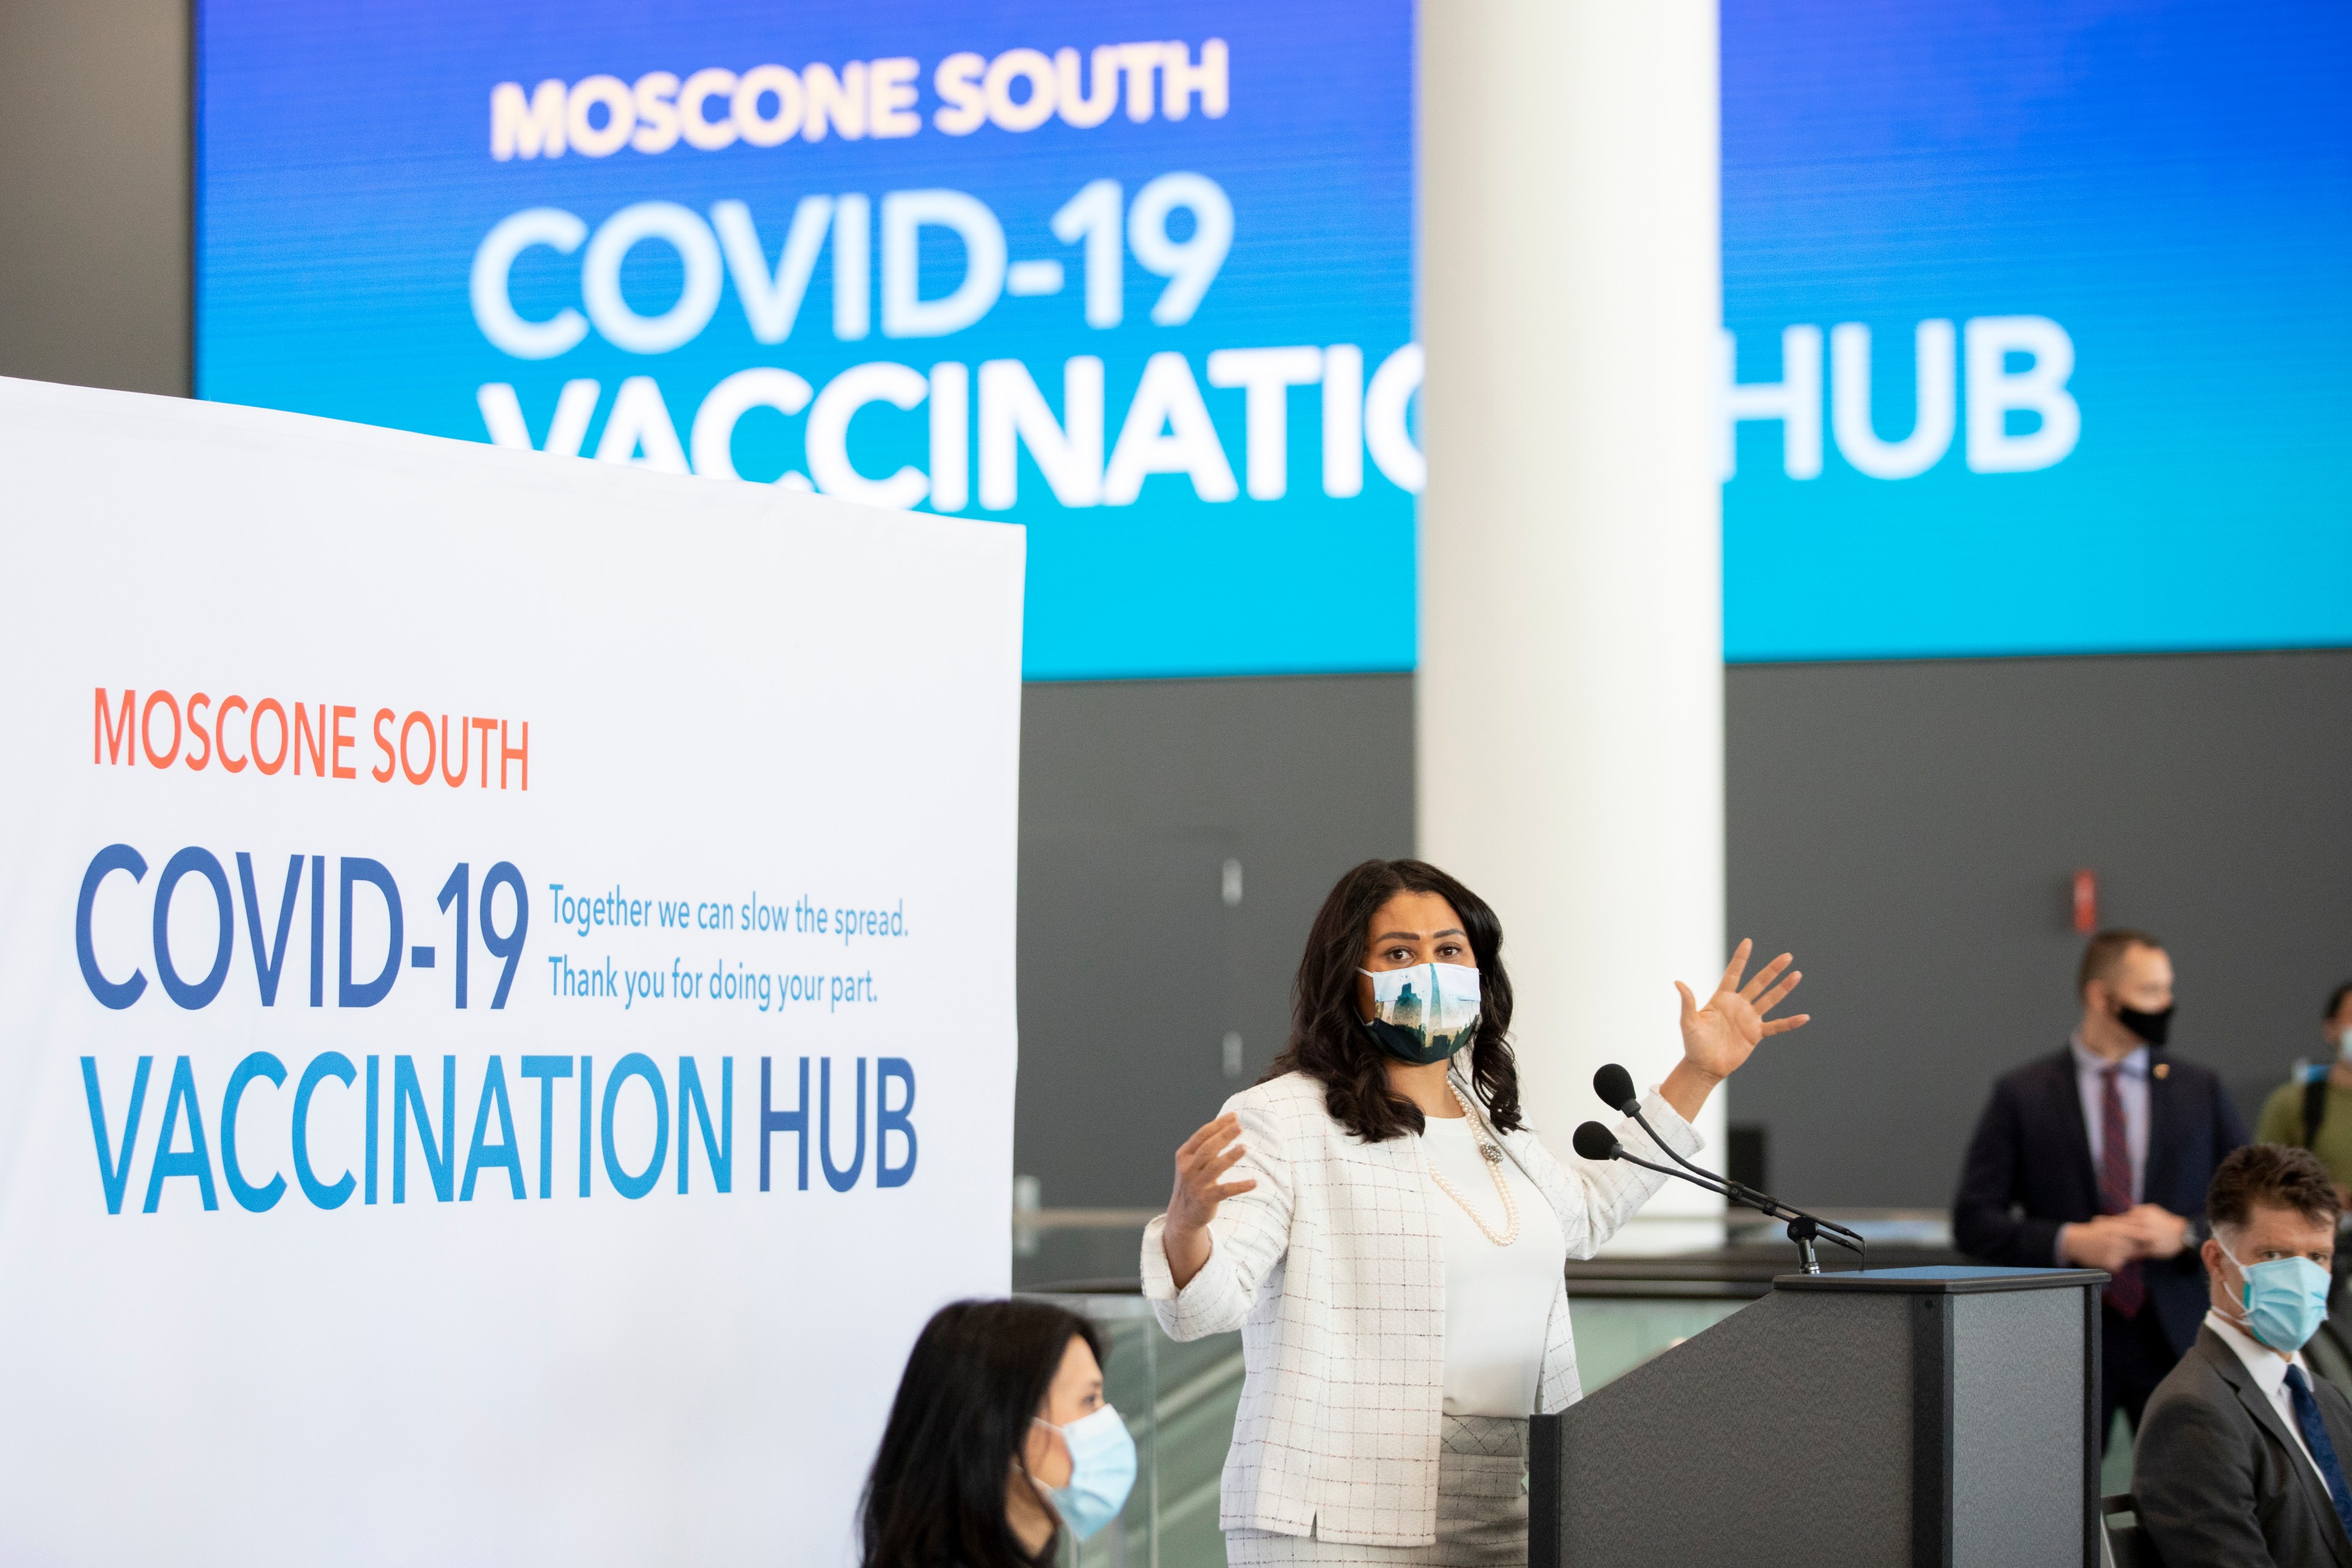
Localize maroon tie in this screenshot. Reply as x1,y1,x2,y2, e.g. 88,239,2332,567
2098,1065,2146,1316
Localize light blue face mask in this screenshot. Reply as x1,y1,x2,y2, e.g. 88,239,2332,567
1036,1404,1137,1541
2218,1238,2334,1352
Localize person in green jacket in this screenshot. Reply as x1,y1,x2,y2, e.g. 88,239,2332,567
2255,981,2352,1204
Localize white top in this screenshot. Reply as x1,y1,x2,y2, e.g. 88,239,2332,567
1419,1113,1570,1416
2205,1308,2329,1485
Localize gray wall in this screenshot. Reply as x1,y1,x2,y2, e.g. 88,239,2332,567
1726,650,2352,1209
0,0,188,397
1015,675,1413,1208
1024,650,2352,1214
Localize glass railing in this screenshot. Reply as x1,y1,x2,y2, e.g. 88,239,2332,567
1020,1284,1759,1568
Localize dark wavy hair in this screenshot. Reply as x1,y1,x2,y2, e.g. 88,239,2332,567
1264,858,1523,1142
860,1298,1102,1568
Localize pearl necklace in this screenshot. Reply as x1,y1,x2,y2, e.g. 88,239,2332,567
1425,1080,1520,1246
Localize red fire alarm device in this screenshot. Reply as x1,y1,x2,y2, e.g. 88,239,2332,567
2072,869,2098,933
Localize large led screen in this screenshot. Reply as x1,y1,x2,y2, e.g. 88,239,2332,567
195,2,1417,680
200,1,2351,673
1722,0,2352,662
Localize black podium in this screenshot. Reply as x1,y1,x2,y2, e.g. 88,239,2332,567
1530,1265,2105,1568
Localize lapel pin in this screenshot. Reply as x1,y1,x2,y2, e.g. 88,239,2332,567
2154,1063,2170,1080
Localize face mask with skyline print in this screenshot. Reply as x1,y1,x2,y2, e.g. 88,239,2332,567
1361,962,1482,1066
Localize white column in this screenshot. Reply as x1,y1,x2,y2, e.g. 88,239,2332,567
1419,0,1726,1249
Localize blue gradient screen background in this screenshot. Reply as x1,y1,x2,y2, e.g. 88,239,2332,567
1723,0,2352,662
195,1,1415,680
199,2,2350,672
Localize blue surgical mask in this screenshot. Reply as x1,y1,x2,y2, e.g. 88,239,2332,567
1361,962,1482,1066
2218,1238,2333,1352
1036,1404,1136,1541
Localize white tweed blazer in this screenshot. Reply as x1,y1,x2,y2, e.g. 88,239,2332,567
1138,1060,1699,1547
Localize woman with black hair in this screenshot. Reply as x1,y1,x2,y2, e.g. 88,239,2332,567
861,1298,1136,1568
1141,858,1807,1566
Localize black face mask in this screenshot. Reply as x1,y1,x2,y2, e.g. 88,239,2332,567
2116,1003,2174,1048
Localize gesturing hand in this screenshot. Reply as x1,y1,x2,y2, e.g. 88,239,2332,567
1675,938,1809,1084
1163,1112,1253,1290
1169,1112,1254,1232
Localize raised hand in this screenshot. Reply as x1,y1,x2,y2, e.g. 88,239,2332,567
1163,1112,1254,1289
1675,938,1809,1084
1169,1112,1254,1231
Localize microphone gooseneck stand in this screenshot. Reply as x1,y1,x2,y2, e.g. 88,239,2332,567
1577,1065,1866,1275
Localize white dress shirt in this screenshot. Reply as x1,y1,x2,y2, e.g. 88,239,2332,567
1419,1112,1569,1416
2204,1308,2331,1485
2071,1032,2151,1202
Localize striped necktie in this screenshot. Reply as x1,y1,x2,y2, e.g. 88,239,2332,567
2097,1064,2145,1316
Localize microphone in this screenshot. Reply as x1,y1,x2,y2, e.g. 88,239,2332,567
1593,1065,1757,1203
1571,1121,1623,1162
1572,1119,1744,1203
1585,1063,1866,1274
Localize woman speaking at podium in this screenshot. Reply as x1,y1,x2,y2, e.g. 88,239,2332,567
1140,858,1806,1567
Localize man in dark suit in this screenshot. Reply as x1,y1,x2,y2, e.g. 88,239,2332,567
1954,928,2248,1444
2135,1144,2352,1567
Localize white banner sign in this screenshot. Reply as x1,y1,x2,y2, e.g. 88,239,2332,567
0,377,1023,1564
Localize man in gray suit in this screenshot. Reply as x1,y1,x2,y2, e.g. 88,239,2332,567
2136,1144,2352,1566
